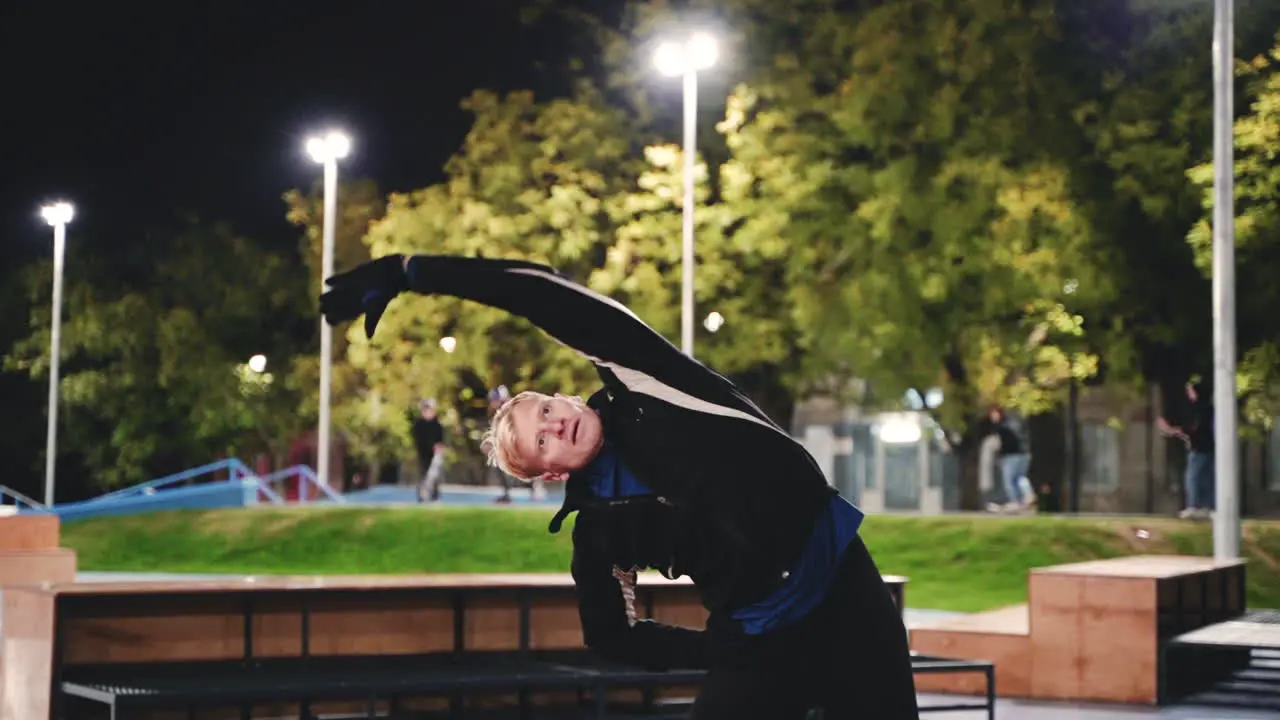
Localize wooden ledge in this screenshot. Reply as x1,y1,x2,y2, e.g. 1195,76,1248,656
0,515,61,551
1031,555,1244,579
912,604,1030,636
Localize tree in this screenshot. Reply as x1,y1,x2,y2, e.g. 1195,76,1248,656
1187,34,1280,435
3,220,310,489
1072,0,1280,398
356,83,646,465
592,1,1113,505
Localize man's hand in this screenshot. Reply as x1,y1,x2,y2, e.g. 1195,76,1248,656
1157,417,1191,448
319,255,409,339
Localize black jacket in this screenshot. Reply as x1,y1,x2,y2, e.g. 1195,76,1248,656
404,255,836,669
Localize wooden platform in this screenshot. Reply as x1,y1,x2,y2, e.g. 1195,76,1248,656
3,571,710,720
0,515,61,551
0,514,76,720
908,554,1247,705
3,566,909,720
912,605,1031,697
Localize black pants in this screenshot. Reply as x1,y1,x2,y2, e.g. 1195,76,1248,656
692,536,919,719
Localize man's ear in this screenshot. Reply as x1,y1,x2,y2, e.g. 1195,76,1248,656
541,470,570,483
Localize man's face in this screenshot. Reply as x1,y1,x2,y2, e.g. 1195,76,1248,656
1186,384,1198,402
509,393,604,482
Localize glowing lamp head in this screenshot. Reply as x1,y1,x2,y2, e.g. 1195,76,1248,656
40,202,75,227
688,32,719,71
306,131,352,163
653,41,687,77
247,354,268,373
652,32,718,77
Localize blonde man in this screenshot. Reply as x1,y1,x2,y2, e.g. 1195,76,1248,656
321,254,917,719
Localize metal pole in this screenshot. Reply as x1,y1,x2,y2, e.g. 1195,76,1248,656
680,69,698,357
317,158,338,491
44,222,66,507
1212,0,1239,561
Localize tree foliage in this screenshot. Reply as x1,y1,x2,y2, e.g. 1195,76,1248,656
1188,34,1280,433
3,221,309,489
355,84,645,458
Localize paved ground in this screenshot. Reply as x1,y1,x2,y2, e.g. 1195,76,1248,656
918,695,1274,718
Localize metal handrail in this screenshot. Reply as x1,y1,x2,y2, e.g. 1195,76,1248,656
250,477,286,505
259,465,345,503
91,459,255,502
0,485,50,512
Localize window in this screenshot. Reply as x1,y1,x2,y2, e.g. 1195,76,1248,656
1080,423,1121,492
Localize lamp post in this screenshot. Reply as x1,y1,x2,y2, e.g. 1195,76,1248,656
305,130,351,491
1211,0,1239,560
653,31,719,357
40,201,74,507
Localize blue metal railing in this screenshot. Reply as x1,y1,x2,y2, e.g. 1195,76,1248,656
0,485,50,513
88,459,285,506
258,465,345,504
7,459,345,520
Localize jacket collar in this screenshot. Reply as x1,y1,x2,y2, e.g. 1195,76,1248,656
547,388,612,535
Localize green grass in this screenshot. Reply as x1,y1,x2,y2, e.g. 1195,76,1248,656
61,507,1280,613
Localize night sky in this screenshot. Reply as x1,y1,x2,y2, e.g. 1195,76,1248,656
1,1,599,263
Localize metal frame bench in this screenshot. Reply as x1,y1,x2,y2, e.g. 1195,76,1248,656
911,653,996,719
61,651,995,719
60,650,707,719
49,579,708,720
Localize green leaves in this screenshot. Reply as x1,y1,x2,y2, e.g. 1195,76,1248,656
348,86,642,452
3,222,310,488
1187,35,1280,430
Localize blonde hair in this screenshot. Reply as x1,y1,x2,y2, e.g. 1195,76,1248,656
480,391,545,481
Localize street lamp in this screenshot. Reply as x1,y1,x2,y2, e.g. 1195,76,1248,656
40,201,74,507
305,130,351,491
653,31,719,357
1210,0,1239,560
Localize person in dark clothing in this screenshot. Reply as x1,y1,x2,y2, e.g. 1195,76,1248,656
1158,380,1215,519
320,254,919,719
412,399,446,502
988,406,1032,511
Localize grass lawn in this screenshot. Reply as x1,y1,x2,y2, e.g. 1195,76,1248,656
61,507,1280,613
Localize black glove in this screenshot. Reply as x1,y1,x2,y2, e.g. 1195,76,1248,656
319,254,410,339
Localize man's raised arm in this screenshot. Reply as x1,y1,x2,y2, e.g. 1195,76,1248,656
405,254,674,372
321,253,782,431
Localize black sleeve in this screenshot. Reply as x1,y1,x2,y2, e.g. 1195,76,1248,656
403,254,777,429
570,519,711,671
